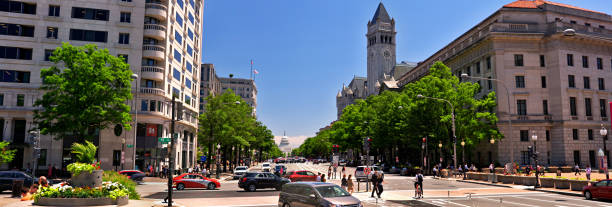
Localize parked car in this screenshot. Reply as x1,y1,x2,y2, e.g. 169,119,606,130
285,170,317,182
262,162,272,172
233,166,249,179
0,171,37,192
275,165,287,175
238,172,290,192
119,170,145,182
173,173,220,190
584,180,612,200
279,182,361,207
354,165,384,181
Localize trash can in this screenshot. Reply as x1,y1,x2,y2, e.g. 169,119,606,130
11,179,24,198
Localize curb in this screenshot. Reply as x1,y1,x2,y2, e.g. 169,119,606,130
455,179,512,188
455,179,584,197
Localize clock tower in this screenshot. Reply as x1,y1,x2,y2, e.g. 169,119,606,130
367,2,396,96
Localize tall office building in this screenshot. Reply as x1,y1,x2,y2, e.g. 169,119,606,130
199,63,258,115
0,0,203,172
398,0,612,167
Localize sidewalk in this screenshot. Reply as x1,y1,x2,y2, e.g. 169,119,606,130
438,176,583,197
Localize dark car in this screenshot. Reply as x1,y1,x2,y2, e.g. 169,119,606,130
583,179,612,200
119,170,145,182
275,165,287,175
279,182,361,207
0,171,37,192
238,172,290,192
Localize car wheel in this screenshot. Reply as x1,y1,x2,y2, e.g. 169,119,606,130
282,203,291,207
248,184,256,192
207,183,216,190
585,191,592,200
276,185,282,191
176,183,185,190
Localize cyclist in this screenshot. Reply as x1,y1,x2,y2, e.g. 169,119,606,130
414,169,424,198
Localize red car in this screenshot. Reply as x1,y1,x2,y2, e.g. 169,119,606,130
583,180,612,200
285,170,317,182
172,173,220,190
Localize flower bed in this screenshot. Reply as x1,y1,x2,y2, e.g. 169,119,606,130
554,178,570,189
33,181,130,206
569,179,589,191
540,177,554,188
494,168,504,174
34,196,128,206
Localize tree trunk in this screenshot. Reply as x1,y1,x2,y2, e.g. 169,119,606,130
222,146,227,172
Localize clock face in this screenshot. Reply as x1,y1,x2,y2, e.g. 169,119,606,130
384,50,390,57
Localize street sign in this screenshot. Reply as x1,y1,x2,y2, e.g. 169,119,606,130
158,137,171,143
200,156,207,162
127,144,134,148
173,133,179,139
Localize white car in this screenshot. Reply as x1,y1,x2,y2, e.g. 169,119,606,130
262,162,271,172
354,165,384,181
233,166,249,179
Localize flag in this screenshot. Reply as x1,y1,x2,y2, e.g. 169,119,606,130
251,60,253,65
253,69,259,74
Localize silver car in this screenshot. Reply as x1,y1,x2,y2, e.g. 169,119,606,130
279,182,362,207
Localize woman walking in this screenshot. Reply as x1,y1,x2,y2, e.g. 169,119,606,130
347,174,354,194
341,174,348,190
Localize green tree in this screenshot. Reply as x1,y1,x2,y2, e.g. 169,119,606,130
34,43,134,141
0,141,16,163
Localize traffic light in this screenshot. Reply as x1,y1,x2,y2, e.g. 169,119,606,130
422,137,426,143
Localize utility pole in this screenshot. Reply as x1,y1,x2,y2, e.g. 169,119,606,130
167,95,176,207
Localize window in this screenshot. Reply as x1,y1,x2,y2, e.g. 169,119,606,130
586,23,591,27
185,95,191,105
546,130,550,141
0,94,3,106
46,27,58,39
570,97,577,116
141,100,148,111
121,0,132,2
188,12,194,24
588,129,594,140
601,99,608,118
585,98,592,117
476,61,481,74
487,78,492,90
0,23,35,37
48,5,60,16
174,49,181,62
541,76,546,88
543,100,548,115
567,54,574,66
0,1,36,15
188,28,193,40
177,0,184,8
517,100,527,115
582,56,589,68
599,78,605,90
568,75,575,88
486,57,491,70
112,150,121,166
118,54,128,63
0,70,30,83
185,78,192,89
0,46,32,60
69,29,107,42
540,55,545,67
174,31,182,43
44,49,53,61
187,45,193,56
573,129,579,140
186,62,192,73
71,7,109,21
597,58,603,70
521,151,530,165
120,12,131,23
515,76,525,88
38,149,47,166
570,20,577,24
189,0,195,7
584,77,590,89
574,150,580,165
173,68,181,80
118,33,129,44
514,54,524,67
520,130,529,142
150,100,156,111
176,12,183,26
590,150,596,169
16,94,24,106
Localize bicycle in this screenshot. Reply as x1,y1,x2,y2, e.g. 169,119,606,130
414,182,423,199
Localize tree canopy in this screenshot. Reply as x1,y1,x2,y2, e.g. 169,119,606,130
34,43,134,141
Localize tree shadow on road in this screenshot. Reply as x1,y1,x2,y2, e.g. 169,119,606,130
144,190,280,199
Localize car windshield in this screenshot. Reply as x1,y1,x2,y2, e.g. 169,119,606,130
315,186,351,198
356,167,364,171
263,164,270,167
236,167,247,170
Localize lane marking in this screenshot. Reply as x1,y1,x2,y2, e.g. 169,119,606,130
512,195,583,207
431,199,471,207
478,196,540,207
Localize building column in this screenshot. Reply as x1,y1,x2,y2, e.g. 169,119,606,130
3,118,13,142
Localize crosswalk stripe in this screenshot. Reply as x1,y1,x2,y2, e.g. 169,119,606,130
512,195,583,207
478,196,540,207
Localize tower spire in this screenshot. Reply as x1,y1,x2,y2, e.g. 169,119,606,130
371,2,391,24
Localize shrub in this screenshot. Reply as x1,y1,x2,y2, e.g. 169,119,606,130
71,141,97,163
102,171,139,200
67,162,98,176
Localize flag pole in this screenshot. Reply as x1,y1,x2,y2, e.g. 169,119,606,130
250,59,253,80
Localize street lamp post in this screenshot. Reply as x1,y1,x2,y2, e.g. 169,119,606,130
531,132,539,188
131,73,139,170
418,94,457,170
216,143,221,179
461,74,514,164
460,140,465,166
438,141,443,165
601,124,609,179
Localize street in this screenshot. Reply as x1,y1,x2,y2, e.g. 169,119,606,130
135,162,612,207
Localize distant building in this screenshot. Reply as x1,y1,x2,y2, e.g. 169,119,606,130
336,76,367,119
397,0,612,167
199,64,258,115
199,63,222,113
278,134,291,154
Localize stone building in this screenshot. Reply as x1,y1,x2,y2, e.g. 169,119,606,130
336,76,367,119
0,0,203,172
397,0,612,167
199,64,258,115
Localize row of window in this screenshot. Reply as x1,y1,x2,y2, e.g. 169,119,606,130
512,54,612,70
567,75,606,90
0,46,32,60
0,23,34,37
0,70,30,83
0,93,26,107
1,2,134,24
520,128,606,142
516,97,607,118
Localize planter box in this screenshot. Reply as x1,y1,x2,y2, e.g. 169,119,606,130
34,196,128,206
540,177,554,188
494,168,505,174
547,166,559,173
554,179,570,189
488,174,498,183
71,170,103,188
512,176,523,185
560,166,573,173
569,180,589,191
499,175,514,184
520,176,537,186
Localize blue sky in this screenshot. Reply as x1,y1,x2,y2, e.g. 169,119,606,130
202,0,611,147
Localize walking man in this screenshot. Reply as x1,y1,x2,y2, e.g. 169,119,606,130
370,171,379,198
586,165,592,180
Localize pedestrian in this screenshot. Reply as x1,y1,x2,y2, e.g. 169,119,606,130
432,166,437,178
38,176,49,188
586,165,592,180
341,174,348,190
202,167,207,178
376,172,383,198
342,166,346,177
574,164,581,176
414,170,424,198
328,166,332,179
47,164,52,178
321,174,326,183
489,163,494,173
333,165,337,179
457,165,462,178
370,171,379,198
316,173,322,182
347,174,354,194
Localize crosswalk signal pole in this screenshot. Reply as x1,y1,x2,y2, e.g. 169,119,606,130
167,95,176,207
